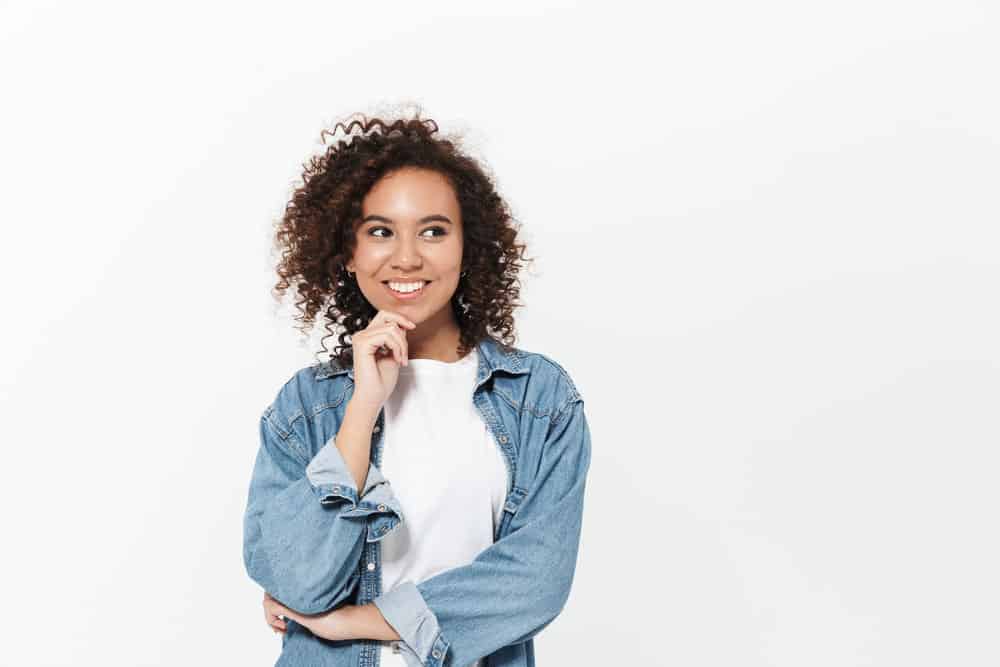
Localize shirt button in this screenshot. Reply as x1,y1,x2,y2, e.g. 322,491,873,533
332,485,341,493
499,435,508,443
367,562,375,571
377,504,387,512
432,650,442,659
373,425,381,433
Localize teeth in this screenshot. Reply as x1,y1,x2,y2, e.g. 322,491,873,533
388,281,425,293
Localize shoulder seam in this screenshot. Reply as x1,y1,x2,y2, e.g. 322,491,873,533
261,408,310,463
261,405,290,440
529,351,582,402
552,394,584,426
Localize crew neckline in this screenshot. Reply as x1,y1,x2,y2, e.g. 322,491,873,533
399,348,478,373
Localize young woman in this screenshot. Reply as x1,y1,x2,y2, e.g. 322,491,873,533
242,112,592,667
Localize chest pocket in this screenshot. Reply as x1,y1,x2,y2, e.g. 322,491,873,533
496,485,528,540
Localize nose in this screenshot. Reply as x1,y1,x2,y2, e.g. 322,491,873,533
391,234,423,270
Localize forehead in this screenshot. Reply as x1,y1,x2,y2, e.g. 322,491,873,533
361,168,460,215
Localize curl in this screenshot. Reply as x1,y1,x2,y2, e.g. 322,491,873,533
271,104,534,367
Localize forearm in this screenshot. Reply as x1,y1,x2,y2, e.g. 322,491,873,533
371,399,592,667
337,399,379,492
342,603,401,641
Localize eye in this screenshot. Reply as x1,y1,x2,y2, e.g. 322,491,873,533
366,226,447,238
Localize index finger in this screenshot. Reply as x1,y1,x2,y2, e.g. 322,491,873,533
374,310,416,329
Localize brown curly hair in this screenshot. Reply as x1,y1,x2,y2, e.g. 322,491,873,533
271,107,534,369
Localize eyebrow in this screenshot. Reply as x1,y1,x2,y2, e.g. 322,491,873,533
360,214,453,225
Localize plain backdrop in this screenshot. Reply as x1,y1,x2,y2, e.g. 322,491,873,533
1,1,998,665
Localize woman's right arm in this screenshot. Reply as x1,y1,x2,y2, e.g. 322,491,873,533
242,398,403,615
245,309,414,615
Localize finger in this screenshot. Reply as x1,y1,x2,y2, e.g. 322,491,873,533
270,601,303,625
265,606,288,626
265,612,287,630
381,323,409,365
358,330,398,365
389,327,408,366
373,310,417,331
264,607,287,633
264,599,294,626
371,329,407,367
372,310,415,329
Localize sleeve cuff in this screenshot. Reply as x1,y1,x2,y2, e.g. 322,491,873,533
305,436,405,539
372,581,451,667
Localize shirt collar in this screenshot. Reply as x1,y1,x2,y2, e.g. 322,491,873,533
313,335,530,385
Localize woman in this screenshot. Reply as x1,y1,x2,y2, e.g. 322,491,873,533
242,111,592,667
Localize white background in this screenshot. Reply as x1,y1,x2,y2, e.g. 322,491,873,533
1,1,998,665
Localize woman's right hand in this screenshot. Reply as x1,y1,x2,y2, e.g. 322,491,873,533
349,309,417,411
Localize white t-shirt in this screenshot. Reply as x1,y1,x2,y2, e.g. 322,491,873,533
378,347,509,667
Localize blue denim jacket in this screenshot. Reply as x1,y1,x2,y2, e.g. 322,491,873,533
243,335,591,667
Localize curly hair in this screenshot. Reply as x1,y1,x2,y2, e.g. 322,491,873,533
271,107,534,369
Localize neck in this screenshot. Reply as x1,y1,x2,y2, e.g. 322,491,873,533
406,310,464,362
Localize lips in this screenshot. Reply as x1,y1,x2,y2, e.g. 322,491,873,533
383,281,430,300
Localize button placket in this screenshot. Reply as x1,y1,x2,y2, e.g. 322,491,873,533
369,408,387,621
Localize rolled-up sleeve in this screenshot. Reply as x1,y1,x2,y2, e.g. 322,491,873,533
242,407,404,615
372,398,591,667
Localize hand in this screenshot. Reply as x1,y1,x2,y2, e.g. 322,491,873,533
263,591,353,641
263,591,287,635
350,309,416,411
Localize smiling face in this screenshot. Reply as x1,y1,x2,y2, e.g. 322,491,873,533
347,167,464,332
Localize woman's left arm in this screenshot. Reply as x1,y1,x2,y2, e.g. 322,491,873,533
265,595,400,642
371,397,592,667
267,397,592,664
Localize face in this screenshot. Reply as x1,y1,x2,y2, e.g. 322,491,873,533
347,167,464,329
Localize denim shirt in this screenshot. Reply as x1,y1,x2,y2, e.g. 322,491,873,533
242,335,592,667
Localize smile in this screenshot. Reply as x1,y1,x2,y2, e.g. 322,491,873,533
383,280,430,300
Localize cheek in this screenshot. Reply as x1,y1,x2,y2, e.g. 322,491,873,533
353,248,393,273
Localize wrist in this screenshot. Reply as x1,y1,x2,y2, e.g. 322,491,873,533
345,398,380,430
335,604,363,640
342,602,400,641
